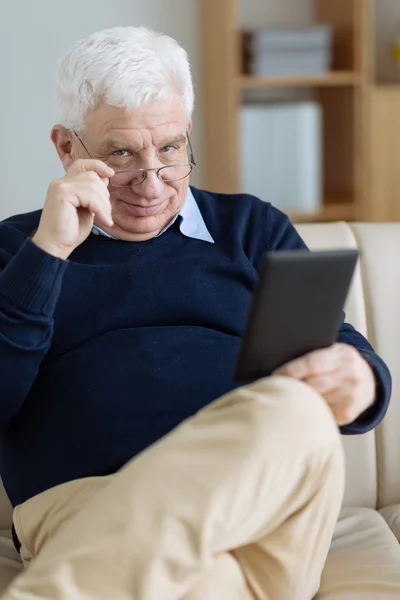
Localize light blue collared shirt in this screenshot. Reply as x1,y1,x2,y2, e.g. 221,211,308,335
92,187,215,244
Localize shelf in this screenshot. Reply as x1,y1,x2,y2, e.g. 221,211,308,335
372,83,400,92
237,71,361,89
288,203,357,224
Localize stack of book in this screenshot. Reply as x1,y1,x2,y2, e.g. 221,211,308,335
243,24,333,77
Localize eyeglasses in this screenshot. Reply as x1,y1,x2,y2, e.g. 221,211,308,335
73,131,196,188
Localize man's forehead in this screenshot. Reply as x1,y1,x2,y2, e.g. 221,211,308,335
85,99,187,139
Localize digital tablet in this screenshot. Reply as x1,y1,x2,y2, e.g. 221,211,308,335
234,249,359,382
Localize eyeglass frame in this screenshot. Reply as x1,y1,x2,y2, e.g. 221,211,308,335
73,130,196,187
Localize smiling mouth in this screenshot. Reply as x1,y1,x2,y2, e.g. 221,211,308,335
121,200,166,217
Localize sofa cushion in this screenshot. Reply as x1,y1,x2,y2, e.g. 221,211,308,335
380,504,400,542
0,482,13,532
315,507,400,600
0,532,22,594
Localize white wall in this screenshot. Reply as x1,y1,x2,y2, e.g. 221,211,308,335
0,0,202,220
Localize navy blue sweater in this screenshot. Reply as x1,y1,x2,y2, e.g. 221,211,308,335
0,188,391,507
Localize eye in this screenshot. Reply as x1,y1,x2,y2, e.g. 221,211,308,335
160,145,175,154
112,150,130,157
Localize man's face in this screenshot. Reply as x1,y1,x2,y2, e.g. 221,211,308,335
69,97,192,242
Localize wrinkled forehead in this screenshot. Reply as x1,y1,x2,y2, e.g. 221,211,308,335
83,98,188,146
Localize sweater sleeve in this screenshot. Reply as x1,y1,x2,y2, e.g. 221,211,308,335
266,205,391,435
0,237,68,429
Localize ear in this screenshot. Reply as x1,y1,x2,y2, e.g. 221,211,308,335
187,119,193,134
50,126,76,171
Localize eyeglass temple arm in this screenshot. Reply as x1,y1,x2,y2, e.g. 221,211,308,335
74,131,93,158
187,133,196,167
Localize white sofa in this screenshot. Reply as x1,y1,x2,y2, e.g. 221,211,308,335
0,221,398,598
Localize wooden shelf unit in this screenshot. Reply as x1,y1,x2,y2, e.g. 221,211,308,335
288,202,357,224
238,71,361,89
201,0,400,222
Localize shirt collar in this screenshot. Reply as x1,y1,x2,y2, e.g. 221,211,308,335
177,187,214,243
92,187,214,244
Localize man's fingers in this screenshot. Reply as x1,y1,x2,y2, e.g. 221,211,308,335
67,159,114,179
82,185,113,227
69,170,114,226
302,371,342,396
302,375,357,425
324,386,363,425
274,344,344,379
66,181,113,226
273,342,375,426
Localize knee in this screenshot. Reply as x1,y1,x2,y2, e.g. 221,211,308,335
238,375,341,456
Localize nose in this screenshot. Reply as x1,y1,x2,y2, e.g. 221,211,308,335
131,169,165,200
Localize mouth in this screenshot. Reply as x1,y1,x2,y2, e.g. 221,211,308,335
120,200,167,217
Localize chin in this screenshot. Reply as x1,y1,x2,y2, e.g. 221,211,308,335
110,214,167,241
110,195,180,237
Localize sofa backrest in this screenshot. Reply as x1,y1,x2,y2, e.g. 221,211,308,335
349,224,400,509
297,222,377,508
297,221,400,510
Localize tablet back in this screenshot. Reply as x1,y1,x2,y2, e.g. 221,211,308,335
234,249,359,381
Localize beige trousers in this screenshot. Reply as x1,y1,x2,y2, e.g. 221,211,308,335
4,376,344,600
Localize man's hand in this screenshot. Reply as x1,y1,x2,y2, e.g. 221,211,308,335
32,159,115,260
274,343,376,425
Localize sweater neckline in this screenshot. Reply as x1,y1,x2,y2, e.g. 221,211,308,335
88,217,179,256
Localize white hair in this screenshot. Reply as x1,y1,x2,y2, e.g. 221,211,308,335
56,26,195,132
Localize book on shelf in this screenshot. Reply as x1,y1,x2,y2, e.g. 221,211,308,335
240,102,323,215
247,24,333,51
252,53,331,77
242,24,333,77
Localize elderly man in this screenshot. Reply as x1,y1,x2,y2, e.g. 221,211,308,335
0,26,391,600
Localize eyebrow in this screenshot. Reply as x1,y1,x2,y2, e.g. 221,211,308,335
97,134,188,155
158,134,188,147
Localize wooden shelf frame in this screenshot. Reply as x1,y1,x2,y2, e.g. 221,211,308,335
201,0,400,223
289,203,356,224
238,71,362,89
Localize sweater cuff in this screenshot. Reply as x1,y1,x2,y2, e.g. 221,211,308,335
0,239,68,315
340,350,392,435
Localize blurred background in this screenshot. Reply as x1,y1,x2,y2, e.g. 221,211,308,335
1,0,400,222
